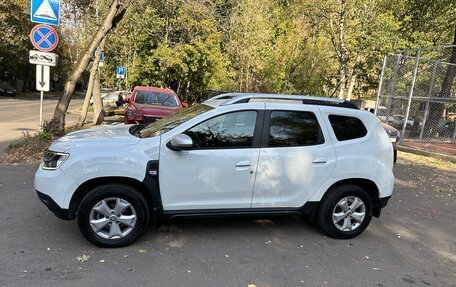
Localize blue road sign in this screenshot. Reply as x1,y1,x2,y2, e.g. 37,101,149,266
116,66,126,79
31,0,60,26
30,24,59,52
95,48,104,62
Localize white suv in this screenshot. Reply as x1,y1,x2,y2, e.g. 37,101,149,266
35,94,394,247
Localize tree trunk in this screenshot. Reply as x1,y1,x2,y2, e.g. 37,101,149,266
423,27,456,138
337,0,347,99
184,80,191,104
92,71,104,124
346,72,357,101
78,38,106,126
346,55,360,101
77,67,96,127
44,0,129,134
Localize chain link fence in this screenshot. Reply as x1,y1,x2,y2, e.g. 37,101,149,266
375,45,456,156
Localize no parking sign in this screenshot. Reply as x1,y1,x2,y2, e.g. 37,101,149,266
30,24,59,52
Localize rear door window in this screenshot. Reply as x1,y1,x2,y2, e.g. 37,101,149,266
329,115,367,141
268,111,323,147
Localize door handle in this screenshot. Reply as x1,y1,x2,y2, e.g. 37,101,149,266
312,158,327,164
235,160,251,167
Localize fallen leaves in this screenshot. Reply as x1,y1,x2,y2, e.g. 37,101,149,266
76,254,91,262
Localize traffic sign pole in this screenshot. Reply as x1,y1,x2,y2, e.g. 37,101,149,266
40,91,44,129
36,64,50,129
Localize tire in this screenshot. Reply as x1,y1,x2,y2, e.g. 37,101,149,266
77,184,149,248
317,184,373,239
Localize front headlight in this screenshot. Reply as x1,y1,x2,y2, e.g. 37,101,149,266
42,150,69,170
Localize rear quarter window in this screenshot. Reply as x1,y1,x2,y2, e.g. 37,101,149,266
329,115,367,141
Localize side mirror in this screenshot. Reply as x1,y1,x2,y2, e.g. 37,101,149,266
124,97,131,103
182,102,188,108
167,134,193,151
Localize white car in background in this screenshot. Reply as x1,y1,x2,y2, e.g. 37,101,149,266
90,91,131,107
90,91,131,116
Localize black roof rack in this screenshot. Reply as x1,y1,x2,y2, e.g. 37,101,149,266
211,93,359,109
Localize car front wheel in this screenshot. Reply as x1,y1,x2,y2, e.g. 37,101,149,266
77,184,149,248
317,184,373,239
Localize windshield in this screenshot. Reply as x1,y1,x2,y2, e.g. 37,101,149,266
139,104,214,138
134,91,178,107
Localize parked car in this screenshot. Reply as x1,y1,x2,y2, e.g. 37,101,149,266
35,93,395,247
0,81,16,97
100,91,131,116
381,122,400,163
391,114,413,130
437,120,456,137
124,87,184,124
90,90,130,105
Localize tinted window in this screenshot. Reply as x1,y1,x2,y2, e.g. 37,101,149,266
134,91,178,107
269,111,322,147
329,115,367,141
186,111,257,148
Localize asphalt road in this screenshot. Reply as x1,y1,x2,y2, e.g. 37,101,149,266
0,159,455,287
0,93,83,153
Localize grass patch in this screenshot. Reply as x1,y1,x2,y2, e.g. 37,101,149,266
398,151,456,173
1,125,95,164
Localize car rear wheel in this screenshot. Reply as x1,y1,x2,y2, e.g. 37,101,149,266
77,184,149,248
317,184,373,239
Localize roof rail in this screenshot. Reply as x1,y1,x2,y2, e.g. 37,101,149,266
218,93,358,109
205,93,245,101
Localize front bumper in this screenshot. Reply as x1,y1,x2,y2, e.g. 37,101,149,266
36,190,73,220
34,166,79,216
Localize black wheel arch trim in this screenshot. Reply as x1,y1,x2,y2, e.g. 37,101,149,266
323,178,390,218
67,174,160,220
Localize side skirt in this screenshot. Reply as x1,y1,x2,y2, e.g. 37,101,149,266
161,202,320,220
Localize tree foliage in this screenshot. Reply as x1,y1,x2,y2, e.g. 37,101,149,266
1,0,455,102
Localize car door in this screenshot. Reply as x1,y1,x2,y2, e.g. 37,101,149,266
252,104,336,208
159,109,263,210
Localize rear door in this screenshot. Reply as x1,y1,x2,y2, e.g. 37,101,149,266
252,104,336,208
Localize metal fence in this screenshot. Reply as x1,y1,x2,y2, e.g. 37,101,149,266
375,45,456,156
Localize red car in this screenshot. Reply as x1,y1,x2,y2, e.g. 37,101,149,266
124,87,184,124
